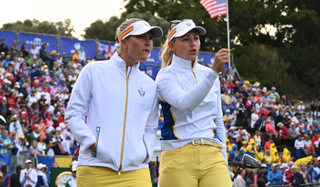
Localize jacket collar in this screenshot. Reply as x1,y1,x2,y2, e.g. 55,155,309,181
171,54,197,71
111,52,139,78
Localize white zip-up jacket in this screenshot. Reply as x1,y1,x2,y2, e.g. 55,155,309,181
65,52,158,173
156,54,227,162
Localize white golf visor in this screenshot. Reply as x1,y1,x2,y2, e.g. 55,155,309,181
168,20,206,41
118,20,163,41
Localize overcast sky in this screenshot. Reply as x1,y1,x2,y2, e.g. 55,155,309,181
0,0,126,38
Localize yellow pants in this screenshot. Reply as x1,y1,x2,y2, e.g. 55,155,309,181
159,144,232,187
77,166,151,187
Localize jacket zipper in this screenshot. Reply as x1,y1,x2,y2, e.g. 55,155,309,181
191,62,198,84
118,67,133,175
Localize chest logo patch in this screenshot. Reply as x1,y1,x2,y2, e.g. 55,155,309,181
138,87,145,97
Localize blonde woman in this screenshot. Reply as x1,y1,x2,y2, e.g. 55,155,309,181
156,19,231,187
66,18,163,186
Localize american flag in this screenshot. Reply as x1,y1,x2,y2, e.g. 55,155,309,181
200,0,227,19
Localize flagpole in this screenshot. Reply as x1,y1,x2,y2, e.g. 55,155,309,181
226,0,231,68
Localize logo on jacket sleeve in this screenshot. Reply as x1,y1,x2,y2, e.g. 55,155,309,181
138,87,145,97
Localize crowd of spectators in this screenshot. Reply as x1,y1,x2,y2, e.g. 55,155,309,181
0,38,100,159
221,65,320,186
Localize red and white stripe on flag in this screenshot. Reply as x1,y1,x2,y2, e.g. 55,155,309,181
200,0,227,19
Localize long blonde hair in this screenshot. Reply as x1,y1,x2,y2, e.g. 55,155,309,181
114,18,143,55
160,22,177,68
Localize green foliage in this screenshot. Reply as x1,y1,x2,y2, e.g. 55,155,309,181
83,12,169,47
2,19,74,36
235,43,296,95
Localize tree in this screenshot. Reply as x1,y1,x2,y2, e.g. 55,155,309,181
83,12,169,47
1,19,74,36
235,42,296,95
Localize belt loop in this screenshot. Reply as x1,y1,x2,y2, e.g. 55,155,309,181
200,139,204,145
192,140,196,145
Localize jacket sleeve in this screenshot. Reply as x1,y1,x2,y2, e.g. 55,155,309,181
143,95,158,163
65,64,96,152
267,171,273,182
283,171,287,182
292,173,304,186
313,169,320,180
19,170,26,185
156,69,218,112
273,170,282,180
306,166,313,181
215,81,227,163
30,170,38,185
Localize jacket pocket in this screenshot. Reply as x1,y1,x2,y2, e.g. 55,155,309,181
142,136,149,163
92,126,101,158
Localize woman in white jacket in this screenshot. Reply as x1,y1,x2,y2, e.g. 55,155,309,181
156,19,231,187
65,18,163,187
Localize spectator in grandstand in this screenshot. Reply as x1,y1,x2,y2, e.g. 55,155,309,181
234,168,245,187
2,55,11,67
297,101,306,111
29,140,41,156
236,149,245,163
10,41,20,54
257,164,268,184
21,43,29,58
245,170,254,186
8,165,22,187
0,39,9,56
269,87,279,100
288,122,299,146
0,164,10,187
230,64,240,78
222,88,231,114
20,159,37,187
277,122,289,145
303,134,312,154
306,158,317,182
35,163,48,187
37,135,46,155
78,47,86,66
289,165,305,186
39,43,47,61
29,44,39,59
72,50,79,65
267,163,282,185
300,163,308,182
295,135,305,158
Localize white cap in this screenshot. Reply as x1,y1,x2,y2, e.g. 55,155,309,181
22,111,26,115
41,92,46,96
37,163,43,170
316,157,320,161
262,87,267,92
56,127,61,131
18,93,23,97
71,164,78,172
118,20,163,41
168,20,206,41
271,87,276,90
300,101,303,103
226,109,230,113
272,163,278,167
280,163,288,169
230,126,236,130
260,163,268,168
13,114,17,118
285,112,289,115
290,122,295,125
25,159,32,164
252,88,257,91
288,161,294,165
72,161,78,166
54,82,58,85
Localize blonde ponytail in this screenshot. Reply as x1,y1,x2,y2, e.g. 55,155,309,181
114,18,143,54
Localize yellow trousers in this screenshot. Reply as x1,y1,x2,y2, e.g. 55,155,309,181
77,166,151,187
159,144,232,187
